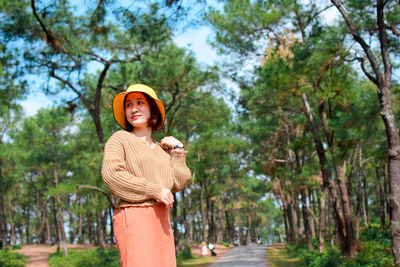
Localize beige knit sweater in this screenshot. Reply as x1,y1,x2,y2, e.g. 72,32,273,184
101,130,192,208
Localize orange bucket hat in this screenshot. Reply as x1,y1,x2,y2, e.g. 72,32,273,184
112,84,165,132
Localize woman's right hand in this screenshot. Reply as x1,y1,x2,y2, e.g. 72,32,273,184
160,188,174,208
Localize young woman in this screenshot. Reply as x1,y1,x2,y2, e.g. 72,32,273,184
101,83,191,267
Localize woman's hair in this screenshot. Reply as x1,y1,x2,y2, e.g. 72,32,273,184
124,93,162,132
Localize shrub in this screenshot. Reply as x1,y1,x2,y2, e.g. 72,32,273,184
218,241,230,247
48,247,120,267
0,250,26,267
11,245,22,250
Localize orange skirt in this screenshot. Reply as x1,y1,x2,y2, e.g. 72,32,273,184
112,205,176,267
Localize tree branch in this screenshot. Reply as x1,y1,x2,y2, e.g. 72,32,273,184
359,57,378,85
31,0,66,53
50,70,94,113
377,0,392,80
77,185,116,209
330,0,381,80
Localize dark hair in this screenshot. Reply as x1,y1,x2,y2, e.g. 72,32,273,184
123,93,162,132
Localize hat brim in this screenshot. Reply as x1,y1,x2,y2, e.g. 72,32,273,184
112,84,165,133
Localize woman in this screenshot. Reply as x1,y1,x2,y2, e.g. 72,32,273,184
101,83,192,267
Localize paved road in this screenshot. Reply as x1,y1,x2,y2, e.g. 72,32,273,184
209,245,268,267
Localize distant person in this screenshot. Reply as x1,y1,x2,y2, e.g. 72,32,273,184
201,241,208,257
102,84,192,267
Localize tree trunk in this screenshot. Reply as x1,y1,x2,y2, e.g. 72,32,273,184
362,169,369,227
52,197,60,251
319,99,355,257
355,169,362,243
97,210,105,248
330,1,400,263
25,206,31,244
172,192,179,256
301,189,313,250
302,93,353,256
216,202,224,243
200,182,207,243
246,213,251,245
309,189,317,238
45,217,51,245
319,188,327,252
376,167,386,231
0,198,7,249
181,189,190,247
78,198,83,244
54,167,68,256
225,208,234,244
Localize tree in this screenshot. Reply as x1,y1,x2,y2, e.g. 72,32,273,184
329,0,400,264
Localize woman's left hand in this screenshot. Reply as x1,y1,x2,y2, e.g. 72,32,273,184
160,136,184,151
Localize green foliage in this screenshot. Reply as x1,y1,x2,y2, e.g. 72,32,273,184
10,245,21,250
218,241,230,247
0,250,26,267
176,246,194,264
360,225,391,245
48,248,120,267
285,226,394,267
300,247,344,267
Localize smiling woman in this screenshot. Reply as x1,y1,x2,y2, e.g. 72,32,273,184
101,83,192,267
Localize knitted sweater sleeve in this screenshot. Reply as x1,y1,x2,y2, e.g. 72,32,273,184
170,150,192,193
101,133,163,202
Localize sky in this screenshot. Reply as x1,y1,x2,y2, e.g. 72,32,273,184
19,2,220,117
19,1,347,117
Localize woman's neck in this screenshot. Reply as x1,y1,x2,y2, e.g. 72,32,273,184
132,127,153,145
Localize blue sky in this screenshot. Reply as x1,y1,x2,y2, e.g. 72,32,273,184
22,1,398,118
19,2,219,117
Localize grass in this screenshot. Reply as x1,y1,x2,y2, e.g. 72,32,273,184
266,244,302,267
178,255,218,267
48,247,120,267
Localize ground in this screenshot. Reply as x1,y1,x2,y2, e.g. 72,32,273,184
15,242,231,267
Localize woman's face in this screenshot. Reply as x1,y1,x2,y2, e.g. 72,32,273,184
125,92,151,130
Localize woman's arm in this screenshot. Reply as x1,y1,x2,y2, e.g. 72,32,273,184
170,149,192,193
159,136,192,192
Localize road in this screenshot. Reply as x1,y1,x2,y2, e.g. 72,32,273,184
209,245,268,267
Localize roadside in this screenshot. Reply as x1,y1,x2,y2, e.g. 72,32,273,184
178,243,233,267
265,243,301,267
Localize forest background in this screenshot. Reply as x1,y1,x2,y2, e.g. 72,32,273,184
1,0,400,266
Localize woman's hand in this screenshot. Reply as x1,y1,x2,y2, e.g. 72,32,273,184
160,136,184,151
160,188,174,208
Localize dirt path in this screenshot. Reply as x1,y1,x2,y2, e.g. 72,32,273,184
16,244,95,267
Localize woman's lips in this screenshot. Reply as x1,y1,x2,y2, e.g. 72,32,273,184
132,114,141,119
